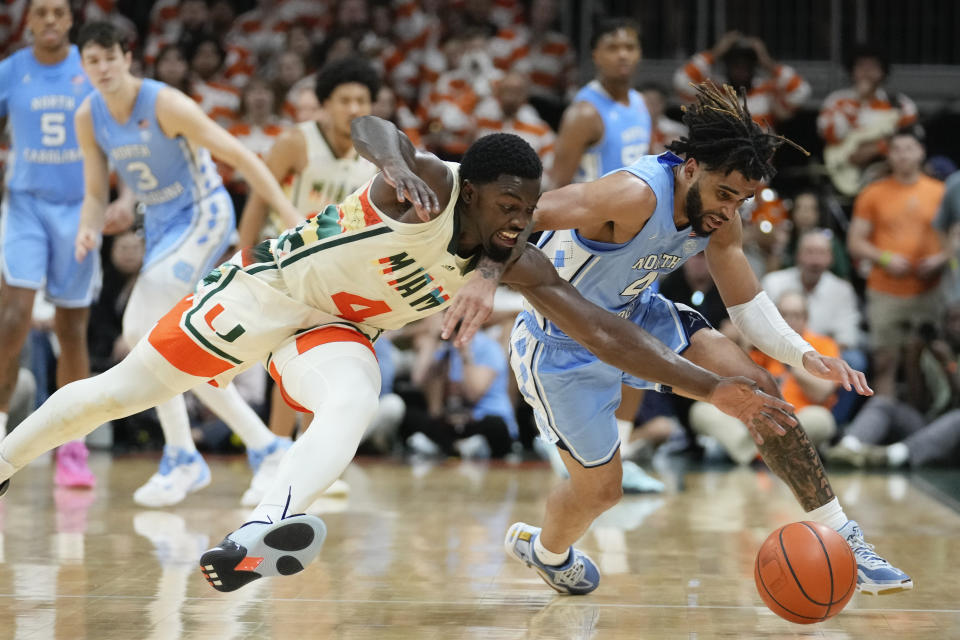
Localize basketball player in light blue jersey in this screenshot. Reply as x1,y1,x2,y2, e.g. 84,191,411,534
546,18,650,189
74,22,303,508
0,0,129,488
499,85,911,596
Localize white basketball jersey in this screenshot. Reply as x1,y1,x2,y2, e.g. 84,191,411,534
288,120,378,215
264,162,476,337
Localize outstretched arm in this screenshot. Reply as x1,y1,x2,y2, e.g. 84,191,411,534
441,170,656,345
706,219,871,395
503,246,796,441
155,87,302,228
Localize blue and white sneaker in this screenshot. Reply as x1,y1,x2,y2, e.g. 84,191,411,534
838,520,913,595
133,446,211,508
241,437,294,507
621,460,664,494
504,522,600,595
200,511,326,592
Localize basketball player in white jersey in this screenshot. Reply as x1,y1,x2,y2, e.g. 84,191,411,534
235,59,383,493
0,117,795,592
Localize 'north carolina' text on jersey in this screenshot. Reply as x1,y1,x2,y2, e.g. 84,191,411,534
88,78,223,246
573,80,651,183
532,152,710,338
0,46,93,201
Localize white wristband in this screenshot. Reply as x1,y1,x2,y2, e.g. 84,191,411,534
727,291,814,369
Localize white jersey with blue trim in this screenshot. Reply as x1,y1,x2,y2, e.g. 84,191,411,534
88,78,223,245
529,152,711,339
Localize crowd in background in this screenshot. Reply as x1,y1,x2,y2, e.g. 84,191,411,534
2,0,960,473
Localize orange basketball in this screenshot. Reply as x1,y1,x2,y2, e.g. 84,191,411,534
754,521,857,624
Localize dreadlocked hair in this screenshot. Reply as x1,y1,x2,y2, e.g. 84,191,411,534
666,82,807,182
460,133,542,185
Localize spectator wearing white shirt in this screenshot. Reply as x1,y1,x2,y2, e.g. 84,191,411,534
762,229,865,422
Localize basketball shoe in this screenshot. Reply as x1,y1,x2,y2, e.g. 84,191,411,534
240,437,293,507
838,520,913,594
200,512,326,592
133,446,211,508
621,460,664,494
504,522,600,595
54,440,95,488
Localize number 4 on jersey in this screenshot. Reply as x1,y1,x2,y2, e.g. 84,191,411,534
332,291,392,322
619,271,659,297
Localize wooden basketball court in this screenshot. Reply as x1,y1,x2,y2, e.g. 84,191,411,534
0,452,956,639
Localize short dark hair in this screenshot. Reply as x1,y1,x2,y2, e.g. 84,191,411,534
844,43,890,77
590,18,641,51
460,133,542,186
314,57,380,104
667,83,806,182
77,21,129,54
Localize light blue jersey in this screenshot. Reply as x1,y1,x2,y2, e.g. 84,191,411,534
87,78,236,344
530,152,710,340
88,78,227,264
573,80,651,183
0,45,98,306
511,153,712,467
0,45,92,201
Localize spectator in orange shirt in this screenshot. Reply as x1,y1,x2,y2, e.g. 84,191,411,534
690,290,839,464
673,31,810,131
640,83,687,155
153,44,192,95
222,76,288,197
188,35,240,126
848,127,949,396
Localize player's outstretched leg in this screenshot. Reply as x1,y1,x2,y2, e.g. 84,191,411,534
200,336,380,591
0,341,203,495
504,522,599,595
682,327,912,594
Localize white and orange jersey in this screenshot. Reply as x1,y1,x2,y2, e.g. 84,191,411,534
474,98,555,164
489,27,576,100
673,51,811,128
286,120,378,217
192,79,242,126
650,116,688,154
817,87,918,146
252,162,474,335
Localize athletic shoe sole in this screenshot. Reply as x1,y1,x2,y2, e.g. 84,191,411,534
200,514,326,592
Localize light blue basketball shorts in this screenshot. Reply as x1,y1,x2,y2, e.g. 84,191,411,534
510,293,711,468
0,190,100,307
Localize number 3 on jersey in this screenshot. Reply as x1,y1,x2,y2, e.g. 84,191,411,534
620,271,658,297
332,291,392,322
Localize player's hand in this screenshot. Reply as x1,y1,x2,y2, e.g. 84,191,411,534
441,271,497,347
381,161,440,221
75,227,100,262
801,352,873,395
708,376,796,446
102,199,135,235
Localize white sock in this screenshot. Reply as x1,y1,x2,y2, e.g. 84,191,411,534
0,412,7,434
534,533,570,566
806,496,849,532
155,396,197,451
886,442,910,467
191,383,274,450
839,435,863,451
